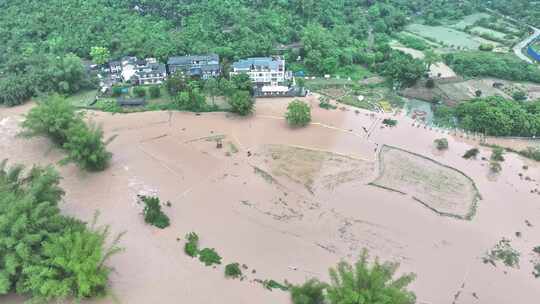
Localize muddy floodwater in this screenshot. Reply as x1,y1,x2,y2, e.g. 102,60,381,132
1,95,539,304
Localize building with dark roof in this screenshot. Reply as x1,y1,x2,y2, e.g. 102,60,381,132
133,58,167,85
167,54,221,79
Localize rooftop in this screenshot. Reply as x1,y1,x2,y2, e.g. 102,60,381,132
168,54,219,65
232,57,283,71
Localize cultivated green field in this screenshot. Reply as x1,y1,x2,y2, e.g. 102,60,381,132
405,23,483,49
450,13,490,30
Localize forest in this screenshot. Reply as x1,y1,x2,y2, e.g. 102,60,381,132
0,0,477,106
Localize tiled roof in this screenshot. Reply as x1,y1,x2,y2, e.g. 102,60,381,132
232,57,282,70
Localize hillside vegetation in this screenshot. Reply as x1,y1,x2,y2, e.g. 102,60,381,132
0,0,475,105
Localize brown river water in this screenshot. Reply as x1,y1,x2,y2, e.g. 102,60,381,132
1,95,539,304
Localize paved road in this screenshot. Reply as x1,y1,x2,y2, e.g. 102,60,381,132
513,26,540,64
484,8,540,63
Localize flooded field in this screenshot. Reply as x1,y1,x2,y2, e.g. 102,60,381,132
1,95,540,304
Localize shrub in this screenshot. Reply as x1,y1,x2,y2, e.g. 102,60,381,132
491,147,505,162
291,279,327,304
262,279,289,291
512,90,527,101
286,99,311,127
319,97,337,110
426,78,435,88
382,118,398,127
198,248,222,266
140,195,170,229
149,86,161,98
184,232,200,257
463,148,479,159
479,44,494,51
434,138,448,150
483,239,519,268
133,86,146,97
228,90,254,116
489,161,502,173
225,263,243,279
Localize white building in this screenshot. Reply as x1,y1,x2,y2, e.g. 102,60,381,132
230,57,291,86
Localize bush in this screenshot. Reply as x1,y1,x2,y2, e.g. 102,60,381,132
225,263,243,279
149,86,161,98
382,118,398,127
512,90,527,101
434,138,448,150
479,44,494,51
319,97,337,110
262,279,289,291
489,161,502,173
133,86,146,97
286,99,311,127
140,195,170,229
198,248,222,266
228,90,254,115
491,147,505,162
184,232,200,257
291,279,327,304
425,78,435,88
483,239,519,268
463,148,479,159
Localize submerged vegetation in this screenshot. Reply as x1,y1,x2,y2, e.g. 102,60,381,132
286,100,312,127
21,95,113,171
140,195,170,229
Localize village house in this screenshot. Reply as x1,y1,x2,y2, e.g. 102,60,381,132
167,54,221,79
133,58,167,85
230,57,297,97
103,57,167,86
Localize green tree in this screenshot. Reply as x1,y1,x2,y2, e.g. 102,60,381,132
326,250,416,304
228,90,254,116
286,100,311,127
204,78,220,106
61,122,113,171
90,46,111,65
424,49,440,71
22,95,113,171
133,86,146,97
21,225,122,301
291,279,327,304
149,86,161,98
0,162,120,301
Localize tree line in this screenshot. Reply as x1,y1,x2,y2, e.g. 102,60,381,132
0,0,478,106
435,96,540,137
21,95,113,171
